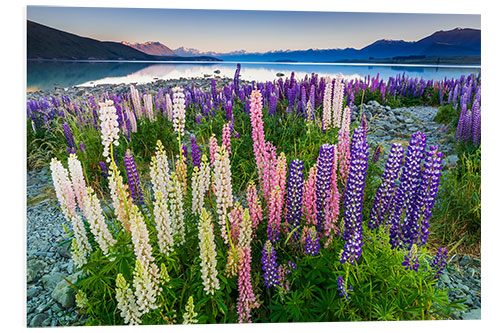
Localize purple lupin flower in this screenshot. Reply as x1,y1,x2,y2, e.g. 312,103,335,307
430,247,448,281
405,145,443,246
234,63,241,96
388,132,427,250
63,123,76,154
124,149,144,206
79,141,86,153
286,159,304,239
368,143,405,230
340,126,369,265
261,240,280,288
337,276,352,300
99,161,108,179
315,144,335,233
304,226,320,256
472,96,481,146
370,145,382,164
191,135,201,168
182,144,189,165
402,245,420,272
269,93,278,116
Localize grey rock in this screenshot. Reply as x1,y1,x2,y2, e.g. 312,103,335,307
27,259,47,282
447,155,459,168
42,317,52,327
460,255,472,266
51,271,82,308
57,241,72,259
41,271,64,291
463,309,481,320
30,313,49,327
27,286,41,299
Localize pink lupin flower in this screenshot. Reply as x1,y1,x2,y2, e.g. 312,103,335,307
229,202,244,246
222,122,231,156
337,106,352,188
267,152,287,243
303,164,318,227
246,181,263,232
209,134,218,168
236,209,259,323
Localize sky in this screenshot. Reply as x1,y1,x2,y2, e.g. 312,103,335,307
27,6,481,53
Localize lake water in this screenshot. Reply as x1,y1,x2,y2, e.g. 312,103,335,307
27,60,481,92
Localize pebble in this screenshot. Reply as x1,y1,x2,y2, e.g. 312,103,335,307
26,166,81,327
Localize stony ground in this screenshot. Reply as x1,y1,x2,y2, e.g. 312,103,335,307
25,87,479,325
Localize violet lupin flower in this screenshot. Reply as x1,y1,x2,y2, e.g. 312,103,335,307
124,149,144,206
370,145,381,164
286,159,305,239
340,126,369,265
337,276,352,300
261,240,280,288
368,143,405,230
315,144,335,233
401,244,420,272
99,161,108,179
182,144,189,165
191,135,201,169
430,247,448,281
63,123,77,154
304,226,320,256
388,132,427,250
234,63,241,96
405,145,443,246
79,141,86,153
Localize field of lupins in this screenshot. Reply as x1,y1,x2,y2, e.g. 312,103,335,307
26,65,481,324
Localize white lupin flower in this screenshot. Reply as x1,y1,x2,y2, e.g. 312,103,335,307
165,92,173,121
129,205,160,313
169,173,185,245
191,154,211,215
332,74,345,128
143,93,154,121
108,163,132,232
153,190,174,255
198,208,220,295
83,187,116,258
50,157,76,221
98,100,120,163
213,146,233,244
116,273,142,325
150,140,172,200
239,209,253,249
70,214,92,268
172,87,186,137
132,259,158,314
67,154,87,213
322,78,333,130
182,296,198,324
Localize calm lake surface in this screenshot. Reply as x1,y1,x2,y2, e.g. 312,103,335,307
27,60,481,92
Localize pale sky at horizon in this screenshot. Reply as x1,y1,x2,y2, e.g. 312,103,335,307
27,6,481,53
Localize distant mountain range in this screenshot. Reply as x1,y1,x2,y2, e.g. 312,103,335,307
126,27,480,64
27,20,480,64
122,41,176,56
27,20,220,61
